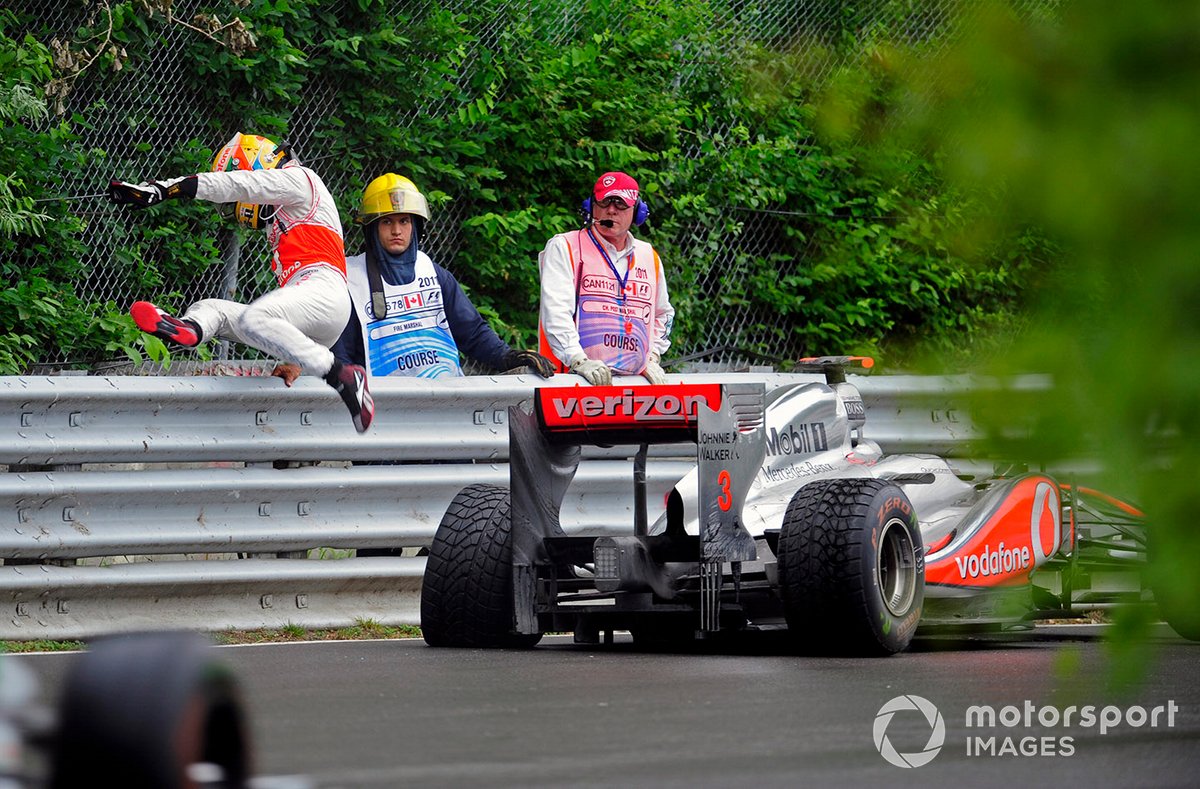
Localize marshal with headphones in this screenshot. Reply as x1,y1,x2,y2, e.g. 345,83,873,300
581,195,650,227
582,171,649,228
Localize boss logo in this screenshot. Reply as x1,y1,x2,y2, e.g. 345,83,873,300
844,399,866,419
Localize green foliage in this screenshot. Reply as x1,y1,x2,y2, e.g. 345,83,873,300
863,1,1200,655
2,0,1054,372
338,617,422,640
212,619,422,644
280,621,306,638
0,75,52,235
0,20,84,371
1,638,87,653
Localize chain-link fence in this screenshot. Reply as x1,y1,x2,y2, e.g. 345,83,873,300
16,0,1049,373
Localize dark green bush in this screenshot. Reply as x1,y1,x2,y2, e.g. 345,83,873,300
1,0,1054,374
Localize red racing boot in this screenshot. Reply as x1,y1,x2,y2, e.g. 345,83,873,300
130,301,202,347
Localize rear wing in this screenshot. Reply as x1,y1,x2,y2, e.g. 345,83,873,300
511,382,768,558
510,382,768,634
534,384,724,445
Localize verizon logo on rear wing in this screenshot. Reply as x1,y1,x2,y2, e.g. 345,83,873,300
535,384,722,443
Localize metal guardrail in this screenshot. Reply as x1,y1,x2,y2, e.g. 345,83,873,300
0,371,1046,639
0,461,696,559
1,371,1028,465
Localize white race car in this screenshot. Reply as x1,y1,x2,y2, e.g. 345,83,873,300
420,358,1187,655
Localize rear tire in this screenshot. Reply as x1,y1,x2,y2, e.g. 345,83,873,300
1158,596,1200,641
1144,524,1200,641
777,479,924,656
51,631,250,789
421,484,542,648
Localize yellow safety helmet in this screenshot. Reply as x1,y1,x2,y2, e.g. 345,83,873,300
357,173,431,224
211,133,293,229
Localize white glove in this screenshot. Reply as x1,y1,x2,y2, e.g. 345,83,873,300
568,354,612,386
643,354,667,385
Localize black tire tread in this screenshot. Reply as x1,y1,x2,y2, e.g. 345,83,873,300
777,478,918,655
421,483,541,648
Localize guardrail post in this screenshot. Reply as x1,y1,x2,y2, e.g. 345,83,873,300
5,462,80,567
247,459,321,559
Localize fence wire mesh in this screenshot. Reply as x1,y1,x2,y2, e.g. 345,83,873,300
16,0,1051,372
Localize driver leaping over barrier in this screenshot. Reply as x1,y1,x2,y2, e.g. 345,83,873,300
109,132,374,433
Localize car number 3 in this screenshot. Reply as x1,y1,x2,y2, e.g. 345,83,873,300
717,470,732,512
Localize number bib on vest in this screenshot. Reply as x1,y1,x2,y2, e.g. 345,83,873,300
568,232,658,375
346,252,463,379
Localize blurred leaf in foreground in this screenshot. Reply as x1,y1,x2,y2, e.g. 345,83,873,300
823,1,1200,649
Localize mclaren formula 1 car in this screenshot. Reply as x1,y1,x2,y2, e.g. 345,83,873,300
420,359,1181,656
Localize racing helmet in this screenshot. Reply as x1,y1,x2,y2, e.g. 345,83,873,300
356,173,431,224
211,133,294,229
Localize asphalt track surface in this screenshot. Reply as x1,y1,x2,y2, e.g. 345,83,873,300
19,625,1200,788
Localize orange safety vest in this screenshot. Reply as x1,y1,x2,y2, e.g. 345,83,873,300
538,228,660,375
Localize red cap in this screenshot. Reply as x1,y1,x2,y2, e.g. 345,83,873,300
593,171,639,206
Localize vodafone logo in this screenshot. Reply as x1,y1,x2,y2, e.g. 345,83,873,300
601,175,616,188
874,695,946,768
951,480,1063,581
954,542,1031,579
1031,480,1061,562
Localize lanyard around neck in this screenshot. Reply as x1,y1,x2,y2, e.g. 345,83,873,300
586,227,631,293
584,227,637,335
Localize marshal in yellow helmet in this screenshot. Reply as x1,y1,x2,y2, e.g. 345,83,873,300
357,173,431,224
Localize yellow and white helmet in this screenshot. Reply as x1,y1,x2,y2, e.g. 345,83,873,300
211,133,293,229
357,173,430,224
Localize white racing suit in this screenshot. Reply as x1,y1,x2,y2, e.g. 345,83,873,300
181,164,349,374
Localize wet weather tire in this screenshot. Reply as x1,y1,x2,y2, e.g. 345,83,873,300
421,484,543,648
777,479,924,656
1158,595,1200,642
51,631,250,789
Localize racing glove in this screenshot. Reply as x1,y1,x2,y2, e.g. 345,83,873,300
108,175,198,209
502,349,556,378
568,354,612,387
643,353,667,385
